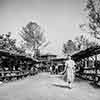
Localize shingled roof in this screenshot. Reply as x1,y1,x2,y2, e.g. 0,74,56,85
71,46,100,61
0,49,38,63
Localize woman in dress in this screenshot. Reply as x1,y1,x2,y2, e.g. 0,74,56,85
60,55,75,89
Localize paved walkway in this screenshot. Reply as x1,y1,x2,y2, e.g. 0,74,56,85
0,72,100,100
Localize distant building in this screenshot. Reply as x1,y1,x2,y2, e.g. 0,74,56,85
38,54,57,61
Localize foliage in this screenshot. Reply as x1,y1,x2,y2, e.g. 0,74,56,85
0,32,16,50
62,40,76,55
19,21,46,58
63,35,97,55
0,32,25,54
84,0,100,39
19,22,46,50
74,35,97,50
63,0,100,55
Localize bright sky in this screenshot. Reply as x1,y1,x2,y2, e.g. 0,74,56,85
0,0,86,56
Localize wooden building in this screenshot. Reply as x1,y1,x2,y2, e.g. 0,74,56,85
38,54,57,60
0,49,39,82
71,46,100,85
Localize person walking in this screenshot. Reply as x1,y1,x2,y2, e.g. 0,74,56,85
60,55,75,89
49,66,53,74
55,64,58,74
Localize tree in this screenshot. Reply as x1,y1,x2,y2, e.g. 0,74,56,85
75,35,86,50
62,40,76,55
75,35,97,50
0,32,16,50
84,0,100,39
0,32,25,54
19,21,46,58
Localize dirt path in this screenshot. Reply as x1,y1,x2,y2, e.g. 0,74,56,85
0,72,100,100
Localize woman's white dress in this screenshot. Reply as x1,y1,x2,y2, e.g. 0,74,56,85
63,60,75,83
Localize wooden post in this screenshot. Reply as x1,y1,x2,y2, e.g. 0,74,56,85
94,55,98,83
85,58,88,68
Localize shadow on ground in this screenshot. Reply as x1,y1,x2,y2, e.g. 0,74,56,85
52,83,71,89
74,77,85,82
51,74,100,89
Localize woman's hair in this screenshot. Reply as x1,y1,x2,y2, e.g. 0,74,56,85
67,54,71,57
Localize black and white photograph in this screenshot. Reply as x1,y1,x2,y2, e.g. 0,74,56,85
0,0,100,100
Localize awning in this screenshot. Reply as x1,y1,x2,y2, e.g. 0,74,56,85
71,46,100,61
